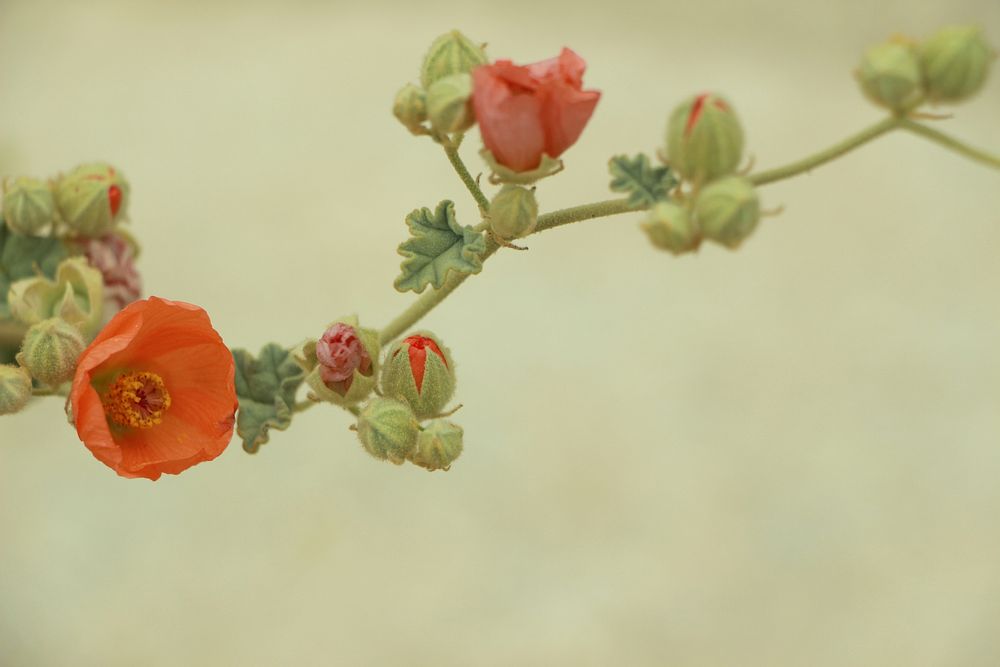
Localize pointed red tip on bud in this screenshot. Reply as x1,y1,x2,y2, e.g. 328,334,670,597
108,185,123,216
397,334,447,392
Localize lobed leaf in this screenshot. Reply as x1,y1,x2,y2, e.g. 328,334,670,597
608,154,677,207
232,343,305,453
394,200,486,294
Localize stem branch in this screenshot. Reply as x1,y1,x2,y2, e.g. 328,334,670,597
443,137,491,213
898,119,1000,170
749,116,901,186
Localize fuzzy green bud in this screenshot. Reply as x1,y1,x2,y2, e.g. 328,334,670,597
694,176,761,249
410,419,464,471
857,40,924,112
7,257,105,338
380,331,455,420
3,177,55,235
54,162,129,237
666,93,744,185
0,364,32,415
641,201,700,254
426,73,475,134
17,318,85,387
420,30,488,89
489,185,538,240
356,397,420,465
393,83,428,135
920,26,994,103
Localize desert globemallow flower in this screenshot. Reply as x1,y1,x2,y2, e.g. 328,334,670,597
472,48,600,174
68,297,238,480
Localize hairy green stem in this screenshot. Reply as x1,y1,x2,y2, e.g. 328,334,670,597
749,116,901,186
378,198,639,344
381,115,1000,346
898,119,1000,170
443,138,491,213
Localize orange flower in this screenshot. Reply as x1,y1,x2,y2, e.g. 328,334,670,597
69,297,237,480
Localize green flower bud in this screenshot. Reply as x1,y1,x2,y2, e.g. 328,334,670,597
489,184,538,240
410,419,464,471
641,201,700,254
666,93,744,185
54,162,129,237
0,364,32,415
857,40,924,112
7,257,104,338
3,177,55,235
693,176,761,249
393,83,428,135
380,331,455,420
356,397,420,465
920,26,994,103
420,30,488,89
426,73,475,134
16,318,85,387
293,315,379,408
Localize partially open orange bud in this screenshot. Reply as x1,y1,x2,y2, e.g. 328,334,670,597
666,93,744,185
380,331,455,420
54,163,129,237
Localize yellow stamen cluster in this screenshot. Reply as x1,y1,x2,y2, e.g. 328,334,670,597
103,371,171,429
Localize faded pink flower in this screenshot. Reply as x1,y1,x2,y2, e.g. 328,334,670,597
472,48,601,172
316,323,372,393
84,234,142,313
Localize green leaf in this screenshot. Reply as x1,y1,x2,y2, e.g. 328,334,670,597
608,154,677,207
232,343,305,454
0,223,69,319
394,200,486,294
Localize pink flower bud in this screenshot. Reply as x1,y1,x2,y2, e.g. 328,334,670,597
472,48,600,173
316,323,373,393
83,233,142,312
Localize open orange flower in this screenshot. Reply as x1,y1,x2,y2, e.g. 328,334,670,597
69,296,237,480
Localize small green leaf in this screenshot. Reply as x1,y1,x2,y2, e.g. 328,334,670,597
394,200,486,294
0,223,69,319
608,154,677,207
232,343,305,453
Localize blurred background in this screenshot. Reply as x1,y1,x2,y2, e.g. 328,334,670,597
1,0,999,664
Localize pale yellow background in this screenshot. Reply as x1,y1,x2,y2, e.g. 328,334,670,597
1,0,999,665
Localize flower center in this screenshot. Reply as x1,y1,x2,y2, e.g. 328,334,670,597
103,371,171,429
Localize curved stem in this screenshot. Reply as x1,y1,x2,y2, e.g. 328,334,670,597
378,197,638,344
443,138,491,213
898,119,1000,170
749,116,901,186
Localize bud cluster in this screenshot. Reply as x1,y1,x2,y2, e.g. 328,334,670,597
646,94,763,252
393,31,487,138
857,26,994,112
293,319,464,471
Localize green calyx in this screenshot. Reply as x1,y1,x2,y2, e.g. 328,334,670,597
356,397,420,464
693,176,761,249
427,73,475,135
857,40,924,113
641,201,700,255
410,418,463,471
380,330,455,420
17,317,85,388
420,30,488,89
480,149,564,185
0,364,32,415
920,25,994,103
7,257,105,339
489,184,538,241
54,162,129,237
3,177,55,235
666,93,744,185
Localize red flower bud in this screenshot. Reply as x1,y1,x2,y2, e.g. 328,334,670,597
472,48,600,173
398,334,447,393
316,323,372,393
